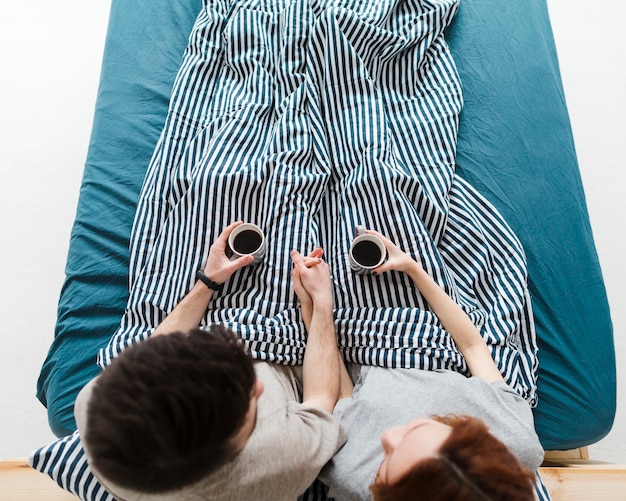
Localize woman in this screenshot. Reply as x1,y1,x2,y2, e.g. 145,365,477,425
319,231,546,500
372,414,536,500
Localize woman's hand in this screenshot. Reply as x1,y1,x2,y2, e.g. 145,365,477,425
203,221,255,284
366,230,420,275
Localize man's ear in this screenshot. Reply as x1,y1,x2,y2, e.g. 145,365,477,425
254,378,265,398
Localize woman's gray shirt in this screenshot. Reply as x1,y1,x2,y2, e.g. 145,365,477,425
319,367,544,501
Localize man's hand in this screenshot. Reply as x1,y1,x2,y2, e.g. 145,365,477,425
203,221,255,284
153,222,254,337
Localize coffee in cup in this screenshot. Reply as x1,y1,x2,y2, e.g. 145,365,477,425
349,231,386,274
228,223,265,263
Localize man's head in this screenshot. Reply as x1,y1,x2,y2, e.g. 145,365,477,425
371,415,535,500
83,326,260,493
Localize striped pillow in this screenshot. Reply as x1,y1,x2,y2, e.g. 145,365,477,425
29,431,552,500
29,431,115,501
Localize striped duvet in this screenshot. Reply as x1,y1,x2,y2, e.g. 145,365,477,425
98,0,538,405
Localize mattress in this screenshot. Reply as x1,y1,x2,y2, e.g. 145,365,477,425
35,0,615,452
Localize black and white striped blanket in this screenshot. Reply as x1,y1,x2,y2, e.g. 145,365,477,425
99,0,538,404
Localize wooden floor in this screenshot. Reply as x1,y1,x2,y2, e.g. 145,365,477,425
2,451,626,501
0,460,75,501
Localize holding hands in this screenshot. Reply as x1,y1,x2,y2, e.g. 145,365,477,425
204,223,419,290
290,247,344,411
290,248,332,310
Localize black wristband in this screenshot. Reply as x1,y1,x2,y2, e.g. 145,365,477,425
196,269,223,292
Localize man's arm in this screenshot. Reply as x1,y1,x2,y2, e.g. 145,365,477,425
369,231,504,384
298,309,354,401
152,282,214,336
295,250,354,401
153,221,254,336
291,250,350,412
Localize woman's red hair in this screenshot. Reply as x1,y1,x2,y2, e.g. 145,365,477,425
370,415,535,501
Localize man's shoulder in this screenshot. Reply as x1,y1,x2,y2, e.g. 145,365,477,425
191,407,343,500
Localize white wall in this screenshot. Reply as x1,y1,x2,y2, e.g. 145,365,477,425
0,0,623,463
0,1,112,457
548,0,626,462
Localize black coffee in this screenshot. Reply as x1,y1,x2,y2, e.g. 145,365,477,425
233,230,262,254
352,240,382,267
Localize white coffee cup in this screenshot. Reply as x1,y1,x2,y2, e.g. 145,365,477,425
349,227,386,274
228,223,265,263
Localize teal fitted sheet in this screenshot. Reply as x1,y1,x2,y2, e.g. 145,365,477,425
36,0,615,450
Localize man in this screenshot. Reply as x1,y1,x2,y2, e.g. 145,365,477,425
75,222,353,500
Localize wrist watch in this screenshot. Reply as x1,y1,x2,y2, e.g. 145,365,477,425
196,269,223,292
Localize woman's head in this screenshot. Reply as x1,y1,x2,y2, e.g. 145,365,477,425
371,415,535,501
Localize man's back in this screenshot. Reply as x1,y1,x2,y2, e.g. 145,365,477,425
76,362,345,500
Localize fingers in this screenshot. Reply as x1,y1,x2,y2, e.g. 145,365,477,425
292,249,324,268
302,256,323,267
290,249,305,267
291,261,306,291
216,220,244,244
371,262,391,275
302,248,324,267
309,247,324,259
291,261,300,279
209,221,243,254
291,263,313,305
232,254,255,270
365,229,393,247
224,220,244,232
291,249,330,277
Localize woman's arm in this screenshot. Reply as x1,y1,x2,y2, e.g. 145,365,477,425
369,231,504,383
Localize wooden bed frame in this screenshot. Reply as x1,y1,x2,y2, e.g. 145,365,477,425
2,449,625,500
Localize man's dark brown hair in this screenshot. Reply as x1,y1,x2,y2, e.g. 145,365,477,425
85,326,255,493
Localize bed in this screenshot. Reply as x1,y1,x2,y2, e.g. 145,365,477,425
19,0,619,498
